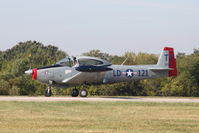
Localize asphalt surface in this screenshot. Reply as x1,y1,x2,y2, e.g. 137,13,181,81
0,96,199,103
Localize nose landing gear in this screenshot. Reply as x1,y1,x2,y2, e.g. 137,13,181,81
44,86,52,97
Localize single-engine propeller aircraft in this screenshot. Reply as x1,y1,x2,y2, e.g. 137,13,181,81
25,47,177,97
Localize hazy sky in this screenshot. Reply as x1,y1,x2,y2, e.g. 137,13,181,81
0,0,198,56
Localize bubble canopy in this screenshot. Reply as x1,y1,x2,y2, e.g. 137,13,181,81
56,56,112,67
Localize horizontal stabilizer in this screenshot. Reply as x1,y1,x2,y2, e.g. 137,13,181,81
148,67,173,71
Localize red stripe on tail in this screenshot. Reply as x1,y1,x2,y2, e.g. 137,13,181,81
164,47,177,77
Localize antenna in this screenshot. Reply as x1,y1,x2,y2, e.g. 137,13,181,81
121,57,128,66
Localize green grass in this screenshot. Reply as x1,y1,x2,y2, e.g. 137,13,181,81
0,101,199,133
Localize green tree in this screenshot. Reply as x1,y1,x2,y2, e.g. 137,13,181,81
0,79,10,95
0,41,67,96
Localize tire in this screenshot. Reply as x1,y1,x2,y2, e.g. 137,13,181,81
71,88,79,97
80,89,88,97
44,88,52,97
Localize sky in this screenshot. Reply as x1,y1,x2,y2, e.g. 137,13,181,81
0,0,199,56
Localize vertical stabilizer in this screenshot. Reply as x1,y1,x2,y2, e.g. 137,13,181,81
157,47,177,77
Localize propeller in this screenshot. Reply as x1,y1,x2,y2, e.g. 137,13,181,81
24,53,38,80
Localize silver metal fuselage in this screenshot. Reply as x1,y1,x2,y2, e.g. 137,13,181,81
36,64,167,87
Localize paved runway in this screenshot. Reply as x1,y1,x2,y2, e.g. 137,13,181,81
0,96,199,103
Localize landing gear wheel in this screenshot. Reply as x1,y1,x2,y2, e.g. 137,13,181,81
80,89,88,97
44,87,52,97
71,88,79,97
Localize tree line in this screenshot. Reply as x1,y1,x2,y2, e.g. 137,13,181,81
0,41,199,96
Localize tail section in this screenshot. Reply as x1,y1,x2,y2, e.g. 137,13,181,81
157,47,177,77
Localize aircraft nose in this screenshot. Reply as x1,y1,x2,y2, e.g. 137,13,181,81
25,69,32,75
25,69,38,80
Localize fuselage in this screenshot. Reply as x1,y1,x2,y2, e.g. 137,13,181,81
34,64,167,87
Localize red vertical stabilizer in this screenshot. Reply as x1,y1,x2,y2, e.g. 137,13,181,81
164,47,177,77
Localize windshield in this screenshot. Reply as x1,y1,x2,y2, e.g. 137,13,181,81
56,57,73,67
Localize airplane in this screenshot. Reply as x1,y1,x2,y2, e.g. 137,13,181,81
25,47,177,97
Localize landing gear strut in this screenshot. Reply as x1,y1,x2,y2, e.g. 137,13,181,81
44,86,52,97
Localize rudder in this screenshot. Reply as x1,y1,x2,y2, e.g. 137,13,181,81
164,47,177,77
157,47,177,77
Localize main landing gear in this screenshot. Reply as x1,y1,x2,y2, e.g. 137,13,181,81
71,88,88,97
71,88,79,97
80,89,88,97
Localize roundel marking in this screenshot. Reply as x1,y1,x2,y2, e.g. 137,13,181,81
126,69,133,78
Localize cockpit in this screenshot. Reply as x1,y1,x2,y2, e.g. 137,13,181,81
55,57,75,67
55,56,112,67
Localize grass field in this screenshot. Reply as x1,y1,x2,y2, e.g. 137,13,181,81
0,101,199,133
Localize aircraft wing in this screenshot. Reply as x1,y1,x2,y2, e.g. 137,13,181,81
62,72,82,83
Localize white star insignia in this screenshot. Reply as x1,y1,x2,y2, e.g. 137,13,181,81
126,69,133,77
